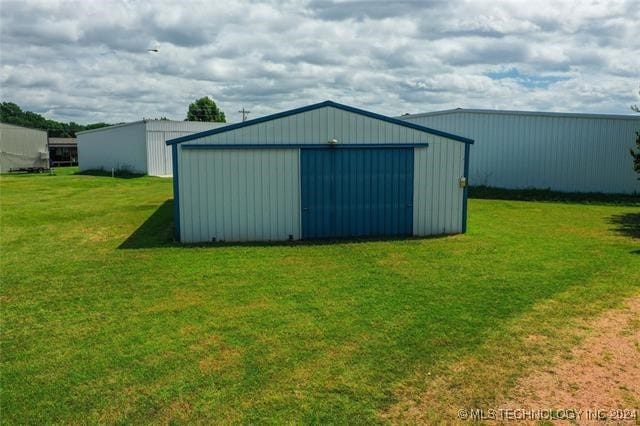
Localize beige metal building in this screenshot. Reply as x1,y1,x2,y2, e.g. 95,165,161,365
0,122,49,173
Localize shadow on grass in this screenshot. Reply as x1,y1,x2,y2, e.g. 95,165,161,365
180,233,452,249
119,200,176,249
608,212,640,241
75,169,146,179
119,200,452,249
470,186,640,206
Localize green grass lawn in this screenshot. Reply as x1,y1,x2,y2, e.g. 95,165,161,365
1,168,639,423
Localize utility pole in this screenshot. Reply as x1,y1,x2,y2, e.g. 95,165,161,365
238,107,251,122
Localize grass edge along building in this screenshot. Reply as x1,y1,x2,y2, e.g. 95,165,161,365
166,100,473,243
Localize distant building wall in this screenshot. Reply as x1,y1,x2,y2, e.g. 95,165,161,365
77,121,147,173
77,120,226,176
400,110,640,194
0,122,48,172
145,121,226,176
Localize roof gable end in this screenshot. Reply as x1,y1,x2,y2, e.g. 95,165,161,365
166,101,473,145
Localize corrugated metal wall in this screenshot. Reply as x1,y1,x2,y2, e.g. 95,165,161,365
187,106,436,145
178,148,300,243
401,111,640,194
176,106,466,242
78,121,227,176
146,121,224,133
300,148,415,239
146,131,174,176
413,139,465,235
145,121,226,176
0,123,48,172
78,122,147,173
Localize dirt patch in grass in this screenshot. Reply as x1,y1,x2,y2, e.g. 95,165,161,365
191,334,243,374
190,334,222,351
502,297,640,413
158,399,193,424
383,295,640,424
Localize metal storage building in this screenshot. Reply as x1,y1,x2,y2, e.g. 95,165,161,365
399,109,640,194
0,122,49,173
167,101,474,243
77,120,227,176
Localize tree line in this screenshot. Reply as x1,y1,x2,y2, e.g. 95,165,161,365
0,102,112,138
0,97,226,138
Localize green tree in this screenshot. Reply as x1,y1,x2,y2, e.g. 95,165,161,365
0,102,23,122
186,96,226,122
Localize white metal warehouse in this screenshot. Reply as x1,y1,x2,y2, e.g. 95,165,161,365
0,122,49,172
400,109,640,194
167,100,474,243
77,120,226,176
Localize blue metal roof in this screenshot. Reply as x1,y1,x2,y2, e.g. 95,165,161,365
166,100,474,145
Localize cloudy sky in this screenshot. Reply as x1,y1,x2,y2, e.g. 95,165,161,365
1,0,638,124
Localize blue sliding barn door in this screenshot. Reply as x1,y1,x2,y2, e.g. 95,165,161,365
301,148,414,239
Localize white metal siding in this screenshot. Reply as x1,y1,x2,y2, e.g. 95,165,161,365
78,121,147,173
401,111,640,194
146,124,227,176
178,148,300,243
413,138,465,235
78,121,226,176
145,120,226,176
0,123,48,172
186,106,432,146
145,121,221,133
146,131,173,176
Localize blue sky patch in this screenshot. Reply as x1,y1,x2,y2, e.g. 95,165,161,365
486,68,569,88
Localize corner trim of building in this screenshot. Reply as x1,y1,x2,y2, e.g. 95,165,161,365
172,144,181,241
462,143,470,233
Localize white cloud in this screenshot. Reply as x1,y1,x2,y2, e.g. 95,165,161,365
0,0,638,124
